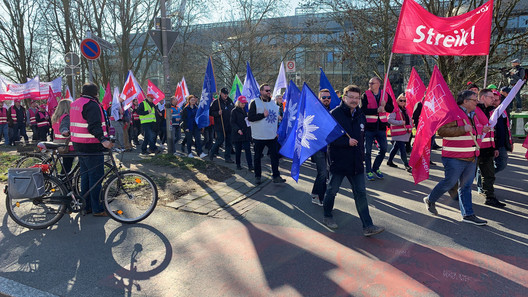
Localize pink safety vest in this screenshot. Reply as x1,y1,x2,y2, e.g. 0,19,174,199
442,113,483,159
389,109,412,136
52,113,74,151
364,90,388,123
0,108,7,124
29,109,37,125
474,108,494,149
70,97,108,144
37,111,50,127
10,106,17,123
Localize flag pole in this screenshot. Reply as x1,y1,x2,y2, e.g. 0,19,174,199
483,55,489,89
382,52,394,104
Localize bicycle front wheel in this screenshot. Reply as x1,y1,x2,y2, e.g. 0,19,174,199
102,170,158,224
5,175,68,229
15,154,48,168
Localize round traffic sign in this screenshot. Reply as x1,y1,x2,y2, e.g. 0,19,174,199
286,60,296,72
80,38,101,60
64,52,80,66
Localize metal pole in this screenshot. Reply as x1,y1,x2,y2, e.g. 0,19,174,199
382,52,394,103
161,0,174,155
483,55,489,89
72,75,76,99
88,60,94,83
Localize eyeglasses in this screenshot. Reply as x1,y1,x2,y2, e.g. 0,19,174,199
466,98,478,102
398,100,406,102
321,96,331,99
264,89,271,92
345,95,360,100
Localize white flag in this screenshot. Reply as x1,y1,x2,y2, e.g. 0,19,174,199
272,61,287,101
489,79,525,127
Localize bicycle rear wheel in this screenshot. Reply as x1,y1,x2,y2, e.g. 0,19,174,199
15,154,48,168
102,170,158,224
5,175,68,229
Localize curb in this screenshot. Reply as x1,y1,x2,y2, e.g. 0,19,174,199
0,276,58,297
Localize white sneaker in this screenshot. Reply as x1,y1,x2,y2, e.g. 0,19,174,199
199,152,207,158
187,153,194,158
311,195,323,206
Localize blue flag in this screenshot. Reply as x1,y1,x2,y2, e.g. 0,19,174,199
277,80,301,146
320,68,340,110
280,83,345,182
242,62,260,103
196,57,216,128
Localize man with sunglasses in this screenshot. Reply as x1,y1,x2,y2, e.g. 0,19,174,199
310,89,332,206
361,77,394,181
248,83,286,185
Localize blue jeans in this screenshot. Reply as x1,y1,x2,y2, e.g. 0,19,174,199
185,128,203,155
253,138,280,178
0,123,9,145
210,129,233,160
494,147,508,174
365,130,387,173
172,124,181,148
388,141,408,166
428,157,477,217
311,150,327,200
323,172,374,228
79,154,105,214
10,123,29,145
141,122,157,153
234,141,252,168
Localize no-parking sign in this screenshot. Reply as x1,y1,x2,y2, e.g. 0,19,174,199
285,60,296,72
80,38,101,60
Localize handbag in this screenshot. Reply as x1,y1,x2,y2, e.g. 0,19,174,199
54,137,71,154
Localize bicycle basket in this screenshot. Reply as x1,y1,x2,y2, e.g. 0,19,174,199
7,167,46,199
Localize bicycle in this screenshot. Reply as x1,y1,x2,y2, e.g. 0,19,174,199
5,142,158,229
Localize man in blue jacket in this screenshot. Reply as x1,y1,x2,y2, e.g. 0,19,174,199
322,85,385,237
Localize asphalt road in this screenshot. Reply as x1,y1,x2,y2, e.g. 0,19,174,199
0,146,527,297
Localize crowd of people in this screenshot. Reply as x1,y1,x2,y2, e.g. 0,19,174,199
1,58,524,231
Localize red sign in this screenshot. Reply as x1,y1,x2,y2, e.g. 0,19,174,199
80,38,101,60
285,60,296,72
392,0,493,56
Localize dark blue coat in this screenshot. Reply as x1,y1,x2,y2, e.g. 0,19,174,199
327,101,365,176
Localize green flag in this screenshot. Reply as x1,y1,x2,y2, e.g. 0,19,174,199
229,74,243,100
99,85,105,102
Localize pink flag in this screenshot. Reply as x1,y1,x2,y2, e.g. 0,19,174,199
147,80,165,105
405,67,426,116
409,65,466,184
102,82,112,110
47,86,58,115
64,86,73,101
181,77,189,97
392,0,493,56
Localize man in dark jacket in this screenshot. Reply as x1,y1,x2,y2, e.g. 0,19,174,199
7,100,29,145
322,85,385,237
209,87,234,163
504,58,525,112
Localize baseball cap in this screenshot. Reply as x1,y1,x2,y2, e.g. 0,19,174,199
237,95,247,103
220,87,229,94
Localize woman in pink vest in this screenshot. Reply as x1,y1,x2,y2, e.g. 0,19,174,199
35,104,51,141
387,94,412,173
51,99,74,174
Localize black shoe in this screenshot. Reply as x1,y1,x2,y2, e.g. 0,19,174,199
405,165,412,173
462,215,487,226
272,176,286,183
225,159,234,164
140,151,149,155
255,177,262,185
387,161,398,168
236,165,242,170
248,166,254,171
208,154,214,161
485,198,506,208
423,197,438,215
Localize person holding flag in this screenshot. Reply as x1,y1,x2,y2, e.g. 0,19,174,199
322,84,385,236
209,87,234,163
387,94,413,172
182,94,206,158
423,90,489,226
361,77,394,181
169,96,183,155
248,83,286,185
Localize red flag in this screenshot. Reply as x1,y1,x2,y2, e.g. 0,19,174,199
383,74,398,108
392,0,493,56
64,86,73,101
102,82,112,110
181,77,189,97
174,82,185,108
137,89,146,104
523,137,528,161
47,86,58,115
147,80,165,105
409,65,466,184
405,67,426,116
